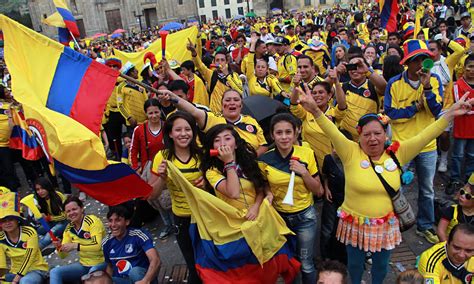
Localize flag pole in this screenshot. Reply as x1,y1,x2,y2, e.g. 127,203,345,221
69,31,81,50
118,73,161,94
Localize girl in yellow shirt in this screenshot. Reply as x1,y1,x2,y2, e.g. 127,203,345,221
149,111,203,284
33,177,67,250
258,113,322,284
201,124,271,220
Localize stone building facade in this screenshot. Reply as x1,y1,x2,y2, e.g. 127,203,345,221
28,0,200,38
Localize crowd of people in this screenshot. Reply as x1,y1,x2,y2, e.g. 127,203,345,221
1,1,474,283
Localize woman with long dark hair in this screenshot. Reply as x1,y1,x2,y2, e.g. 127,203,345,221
33,177,68,250
201,124,271,219
149,111,203,284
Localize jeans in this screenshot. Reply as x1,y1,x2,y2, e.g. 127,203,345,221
157,205,174,228
49,262,107,284
412,150,437,231
280,206,317,284
450,138,474,183
174,215,202,284
346,245,391,284
5,270,48,284
37,220,68,249
112,266,158,284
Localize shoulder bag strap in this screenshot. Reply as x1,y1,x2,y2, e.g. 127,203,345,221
368,157,397,198
144,122,150,160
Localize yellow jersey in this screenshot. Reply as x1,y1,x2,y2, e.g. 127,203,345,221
258,145,318,213
277,52,299,92
418,241,474,284
245,53,284,98
0,101,12,148
116,82,148,125
151,150,202,217
61,215,106,266
0,226,48,275
203,112,267,151
206,167,256,211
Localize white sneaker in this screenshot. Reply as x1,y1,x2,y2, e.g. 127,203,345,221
438,158,448,173
79,192,87,202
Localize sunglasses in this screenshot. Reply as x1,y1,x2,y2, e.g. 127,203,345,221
460,189,473,200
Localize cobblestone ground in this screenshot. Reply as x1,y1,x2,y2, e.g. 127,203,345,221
14,163,454,283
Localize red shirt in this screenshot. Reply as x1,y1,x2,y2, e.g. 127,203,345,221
180,74,195,102
453,77,474,139
130,122,165,170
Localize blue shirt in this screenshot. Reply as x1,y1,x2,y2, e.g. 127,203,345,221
102,228,154,278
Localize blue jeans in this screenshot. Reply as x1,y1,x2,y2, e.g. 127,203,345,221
37,220,68,249
280,206,317,284
412,150,437,231
346,245,391,284
49,262,107,284
5,270,48,284
112,266,158,284
450,138,474,183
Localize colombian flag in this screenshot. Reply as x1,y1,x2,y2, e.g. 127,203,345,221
9,109,43,161
380,0,399,33
167,163,301,284
0,15,152,206
42,11,71,45
54,0,80,38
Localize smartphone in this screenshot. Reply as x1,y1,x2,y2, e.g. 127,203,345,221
346,63,358,71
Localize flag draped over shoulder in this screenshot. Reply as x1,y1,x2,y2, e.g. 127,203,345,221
0,15,152,205
113,26,198,71
167,162,301,284
380,0,399,33
9,109,43,161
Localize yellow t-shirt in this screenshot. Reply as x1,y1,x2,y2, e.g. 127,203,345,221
44,191,67,222
203,113,267,151
418,241,474,284
61,215,105,266
277,53,298,92
116,82,148,125
245,52,284,98
0,226,49,275
258,145,318,213
206,167,256,211
338,80,380,140
151,150,202,217
314,113,448,218
0,101,12,148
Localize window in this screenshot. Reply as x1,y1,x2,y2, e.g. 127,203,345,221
319,0,326,4
225,8,231,18
212,10,218,19
200,14,207,22
237,7,244,15
224,0,229,4
211,0,216,6
304,0,311,6
237,0,243,3
199,0,204,8
178,0,183,4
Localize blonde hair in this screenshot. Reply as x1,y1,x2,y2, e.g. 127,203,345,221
397,270,423,284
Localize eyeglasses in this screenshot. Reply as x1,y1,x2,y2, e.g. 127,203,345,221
460,189,473,200
81,271,106,281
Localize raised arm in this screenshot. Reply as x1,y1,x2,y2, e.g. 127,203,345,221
297,84,356,163
157,89,207,129
396,94,474,165
188,38,213,83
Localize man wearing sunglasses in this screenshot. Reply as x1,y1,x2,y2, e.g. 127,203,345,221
438,174,474,242
418,223,474,283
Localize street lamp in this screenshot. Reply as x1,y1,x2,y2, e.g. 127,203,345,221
133,10,143,32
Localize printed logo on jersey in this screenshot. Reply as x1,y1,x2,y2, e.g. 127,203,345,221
246,124,255,133
83,232,91,239
125,244,133,253
110,249,115,254
116,259,132,275
22,242,27,249
363,89,371,98
465,273,473,283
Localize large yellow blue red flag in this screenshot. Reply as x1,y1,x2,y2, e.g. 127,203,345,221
167,162,300,284
42,11,71,45
379,0,399,33
0,15,152,205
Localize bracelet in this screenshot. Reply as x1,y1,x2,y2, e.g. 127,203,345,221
223,161,237,172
